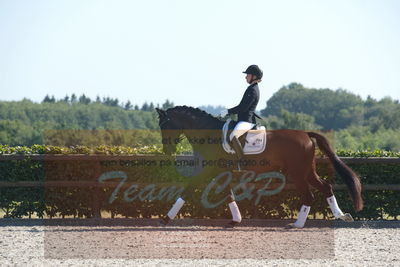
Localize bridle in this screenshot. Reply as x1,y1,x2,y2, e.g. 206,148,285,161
159,117,171,128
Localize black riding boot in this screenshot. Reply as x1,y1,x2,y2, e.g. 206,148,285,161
230,136,245,172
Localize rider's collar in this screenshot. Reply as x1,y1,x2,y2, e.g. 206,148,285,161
248,82,258,87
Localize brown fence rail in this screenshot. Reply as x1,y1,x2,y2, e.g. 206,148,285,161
0,154,399,162
1,155,399,191
1,182,400,191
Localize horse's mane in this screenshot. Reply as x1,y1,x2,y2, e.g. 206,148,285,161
166,105,223,128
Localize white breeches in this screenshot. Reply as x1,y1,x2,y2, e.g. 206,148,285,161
229,121,255,141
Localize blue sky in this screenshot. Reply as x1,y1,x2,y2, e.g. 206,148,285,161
1,0,399,109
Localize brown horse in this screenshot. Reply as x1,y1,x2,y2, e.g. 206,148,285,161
156,106,363,228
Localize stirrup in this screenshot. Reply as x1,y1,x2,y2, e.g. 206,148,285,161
232,169,247,173
232,161,247,173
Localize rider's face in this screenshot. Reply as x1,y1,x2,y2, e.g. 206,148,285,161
245,74,254,84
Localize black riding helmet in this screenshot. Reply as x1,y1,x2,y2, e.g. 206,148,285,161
243,65,263,79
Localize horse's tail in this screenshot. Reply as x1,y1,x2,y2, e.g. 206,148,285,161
307,131,363,211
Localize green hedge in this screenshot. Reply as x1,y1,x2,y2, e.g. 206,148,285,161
335,148,400,220
0,145,399,220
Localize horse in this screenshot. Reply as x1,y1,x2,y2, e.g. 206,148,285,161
156,105,363,228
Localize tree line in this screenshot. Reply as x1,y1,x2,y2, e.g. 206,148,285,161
41,94,175,112
0,97,174,146
1,85,399,150
259,83,400,151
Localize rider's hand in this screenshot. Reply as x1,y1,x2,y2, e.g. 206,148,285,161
219,109,228,117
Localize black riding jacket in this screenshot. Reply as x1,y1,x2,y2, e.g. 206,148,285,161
227,83,260,123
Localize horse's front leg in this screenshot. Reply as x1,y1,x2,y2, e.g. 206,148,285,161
160,174,243,228
225,188,242,228
159,197,186,225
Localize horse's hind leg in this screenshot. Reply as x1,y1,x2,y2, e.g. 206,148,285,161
307,171,353,222
287,181,314,228
307,170,333,198
286,165,314,228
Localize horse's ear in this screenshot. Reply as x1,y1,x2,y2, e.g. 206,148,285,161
155,108,167,118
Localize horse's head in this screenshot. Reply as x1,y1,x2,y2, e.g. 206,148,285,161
156,108,183,155
156,106,224,155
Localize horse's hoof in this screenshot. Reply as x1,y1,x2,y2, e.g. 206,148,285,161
159,216,170,226
224,220,240,228
286,223,303,229
339,213,354,222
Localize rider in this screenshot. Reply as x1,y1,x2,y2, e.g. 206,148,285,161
159,65,262,229
220,65,262,170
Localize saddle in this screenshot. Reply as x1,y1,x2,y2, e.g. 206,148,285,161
222,119,267,155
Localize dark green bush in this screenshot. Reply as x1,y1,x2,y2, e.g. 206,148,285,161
0,145,399,220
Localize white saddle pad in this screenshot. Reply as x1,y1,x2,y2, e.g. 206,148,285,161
222,119,267,155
